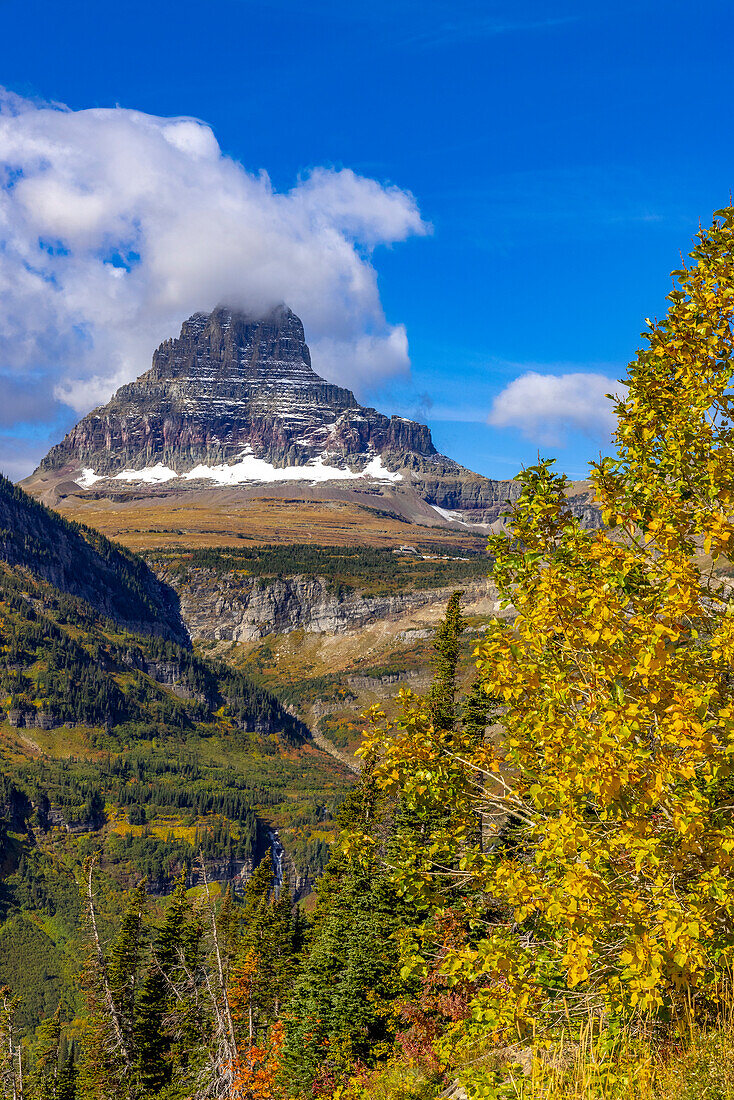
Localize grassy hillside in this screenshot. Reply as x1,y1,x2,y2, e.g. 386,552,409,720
48,491,489,551
0,563,349,1028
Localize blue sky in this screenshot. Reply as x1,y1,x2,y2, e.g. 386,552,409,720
1,0,733,480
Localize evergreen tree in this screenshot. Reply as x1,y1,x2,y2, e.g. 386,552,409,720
135,882,188,1093
31,1006,61,1100
56,1040,77,1100
106,880,147,1058
0,988,22,1100
460,675,493,742
34,790,51,834
240,852,273,937
231,852,299,1041
215,883,242,978
79,866,147,1100
428,590,465,731
237,852,273,1035
281,867,402,1094
266,873,297,1017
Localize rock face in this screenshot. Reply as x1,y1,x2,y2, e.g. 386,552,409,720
29,305,523,524
40,306,424,473
157,566,498,642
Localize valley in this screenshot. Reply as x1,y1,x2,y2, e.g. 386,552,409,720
0,16,727,1094
0,305,512,1038
13,305,516,852
0,283,715,1100
0,302,605,1086
200,562,505,762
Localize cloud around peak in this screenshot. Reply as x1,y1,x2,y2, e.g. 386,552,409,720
0,88,428,473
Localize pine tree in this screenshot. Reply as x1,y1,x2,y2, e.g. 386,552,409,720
428,590,465,731
460,675,493,741
135,881,189,1093
31,1006,61,1100
215,883,242,978
265,873,297,1018
106,880,147,1059
240,853,273,937
35,790,51,834
280,770,415,1094
233,852,299,1042
56,1041,77,1100
79,861,146,1100
281,868,402,1094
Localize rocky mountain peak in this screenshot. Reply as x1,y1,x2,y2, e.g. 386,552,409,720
36,304,439,482
149,304,326,391
26,305,550,530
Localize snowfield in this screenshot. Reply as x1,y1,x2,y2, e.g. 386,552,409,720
430,504,491,530
75,453,403,488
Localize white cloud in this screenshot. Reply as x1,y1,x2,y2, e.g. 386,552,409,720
487,371,625,446
314,325,410,393
0,88,428,451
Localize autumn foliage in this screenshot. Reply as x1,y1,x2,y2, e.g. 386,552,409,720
23,203,734,1100
345,205,734,1090
228,1020,284,1100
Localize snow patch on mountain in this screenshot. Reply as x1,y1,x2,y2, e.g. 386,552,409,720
75,453,403,489
184,454,362,485
360,455,403,483
76,469,104,488
77,464,179,487
430,504,491,530
183,451,404,485
115,464,179,484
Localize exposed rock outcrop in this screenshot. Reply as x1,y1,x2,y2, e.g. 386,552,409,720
35,306,439,475
24,305,541,525
158,566,499,642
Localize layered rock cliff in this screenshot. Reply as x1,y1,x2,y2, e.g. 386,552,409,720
156,565,498,643
27,305,525,524
37,306,438,473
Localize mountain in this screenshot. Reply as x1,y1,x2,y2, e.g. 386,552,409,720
0,480,348,877
23,304,523,530
0,474,348,761
0,473,187,643
17,304,600,766
17,305,599,765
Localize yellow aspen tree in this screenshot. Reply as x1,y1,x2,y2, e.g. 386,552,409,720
352,206,734,1073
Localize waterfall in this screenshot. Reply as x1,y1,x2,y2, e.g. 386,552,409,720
267,828,285,897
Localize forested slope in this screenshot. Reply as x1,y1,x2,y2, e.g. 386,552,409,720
0,474,187,643
0,481,351,1044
